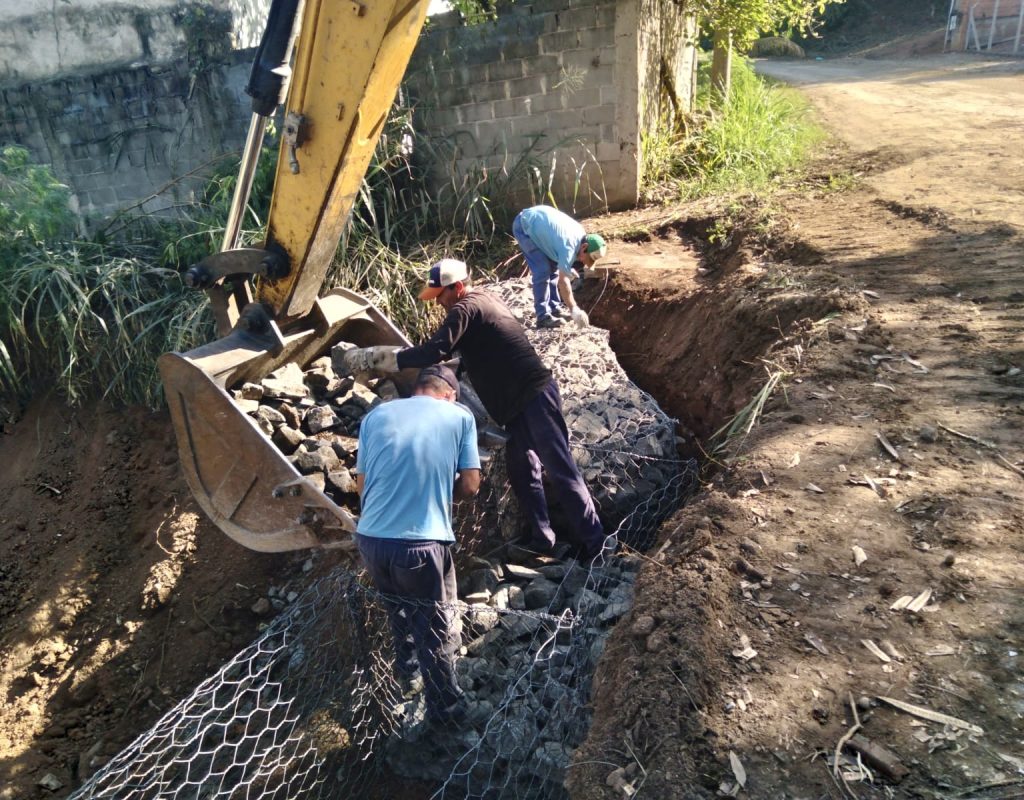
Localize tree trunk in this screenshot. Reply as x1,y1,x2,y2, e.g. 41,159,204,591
710,29,732,105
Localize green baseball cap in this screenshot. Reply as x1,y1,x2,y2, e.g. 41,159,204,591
584,233,607,260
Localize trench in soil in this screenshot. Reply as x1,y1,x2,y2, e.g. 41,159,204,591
0,216,855,800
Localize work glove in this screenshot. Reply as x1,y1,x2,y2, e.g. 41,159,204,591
341,346,400,376
570,306,590,328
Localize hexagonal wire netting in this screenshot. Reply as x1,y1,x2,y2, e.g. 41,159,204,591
70,279,698,799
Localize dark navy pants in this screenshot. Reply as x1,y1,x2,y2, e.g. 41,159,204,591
504,379,604,554
356,535,462,717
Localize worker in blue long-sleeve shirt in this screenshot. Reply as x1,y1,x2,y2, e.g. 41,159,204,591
512,205,607,329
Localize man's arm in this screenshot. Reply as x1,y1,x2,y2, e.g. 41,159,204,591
356,472,365,497
454,468,481,500
396,304,471,370
556,271,578,310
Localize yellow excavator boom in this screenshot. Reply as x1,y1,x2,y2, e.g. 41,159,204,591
158,0,431,552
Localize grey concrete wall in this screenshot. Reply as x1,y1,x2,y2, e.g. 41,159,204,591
405,0,697,215
0,53,254,218
0,0,270,86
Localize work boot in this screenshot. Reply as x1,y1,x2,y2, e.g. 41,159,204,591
536,315,563,329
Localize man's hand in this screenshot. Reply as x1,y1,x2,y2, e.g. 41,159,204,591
341,346,400,375
570,306,590,328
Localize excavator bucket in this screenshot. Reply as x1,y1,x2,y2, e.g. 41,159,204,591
159,289,417,552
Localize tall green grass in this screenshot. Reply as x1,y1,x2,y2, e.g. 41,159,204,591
641,56,823,200
0,96,596,414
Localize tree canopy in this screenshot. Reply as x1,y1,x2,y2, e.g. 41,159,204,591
697,0,845,48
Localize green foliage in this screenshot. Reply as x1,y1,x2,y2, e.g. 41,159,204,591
641,57,824,200
0,92,592,412
0,242,211,409
0,150,212,410
0,146,76,268
697,0,845,48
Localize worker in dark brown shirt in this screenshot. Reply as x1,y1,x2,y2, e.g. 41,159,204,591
343,259,608,559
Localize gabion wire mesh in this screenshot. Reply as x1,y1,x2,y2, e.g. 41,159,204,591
71,278,699,799
71,455,696,800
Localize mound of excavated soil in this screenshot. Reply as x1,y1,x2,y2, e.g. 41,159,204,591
569,57,1024,799
0,402,319,798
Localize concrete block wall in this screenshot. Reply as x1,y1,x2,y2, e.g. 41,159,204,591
0,0,270,86
406,0,697,215
0,54,254,219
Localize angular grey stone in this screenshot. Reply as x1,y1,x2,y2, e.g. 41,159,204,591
635,432,665,457
375,379,400,401
331,436,360,457
261,363,309,400
507,584,526,610
272,425,304,454
238,382,264,400
255,406,286,428
524,578,558,609
326,468,358,495
491,586,510,609
504,563,541,581
574,588,605,614
277,403,302,429
465,605,499,634
304,472,326,493
537,564,568,581
303,368,336,394
465,628,503,656
293,447,340,474
501,613,542,639
598,601,629,624
330,341,358,376
338,382,381,412
468,568,500,595
234,396,260,414
304,405,340,434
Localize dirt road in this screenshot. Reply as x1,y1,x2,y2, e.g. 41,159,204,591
574,54,1024,799
757,54,1024,230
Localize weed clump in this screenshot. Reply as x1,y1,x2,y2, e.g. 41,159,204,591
642,57,824,201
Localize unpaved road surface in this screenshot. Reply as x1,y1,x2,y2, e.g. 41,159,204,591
757,54,1024,230
573,54,1024,799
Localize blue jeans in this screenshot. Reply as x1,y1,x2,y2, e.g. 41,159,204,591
513,213,564,321
356,535,462,718
504,380,604,555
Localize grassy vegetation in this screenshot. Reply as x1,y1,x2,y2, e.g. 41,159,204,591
1,51,820,418
0,99,593,414
641,56,824,201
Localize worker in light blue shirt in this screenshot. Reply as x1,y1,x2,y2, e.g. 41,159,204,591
512,205,608,329
355,364,480,732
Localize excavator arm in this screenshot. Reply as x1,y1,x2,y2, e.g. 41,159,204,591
158,0,431,552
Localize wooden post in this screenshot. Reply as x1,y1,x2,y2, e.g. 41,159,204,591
710,29,732,105
987,0,1001,49
1014,0,1023,52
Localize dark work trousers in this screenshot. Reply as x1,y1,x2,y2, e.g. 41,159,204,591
513,213,564,322
504,379,604,555
355,535,462,718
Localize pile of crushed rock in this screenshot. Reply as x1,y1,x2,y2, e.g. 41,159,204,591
227,278,681,529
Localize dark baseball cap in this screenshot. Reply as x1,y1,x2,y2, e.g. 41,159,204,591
416,364,460,401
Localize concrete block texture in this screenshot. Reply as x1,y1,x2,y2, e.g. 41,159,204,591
0,0,266,86
507,75,547,99
0,56,252,219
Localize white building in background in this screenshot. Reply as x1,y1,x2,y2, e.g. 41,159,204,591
0,0,270,86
